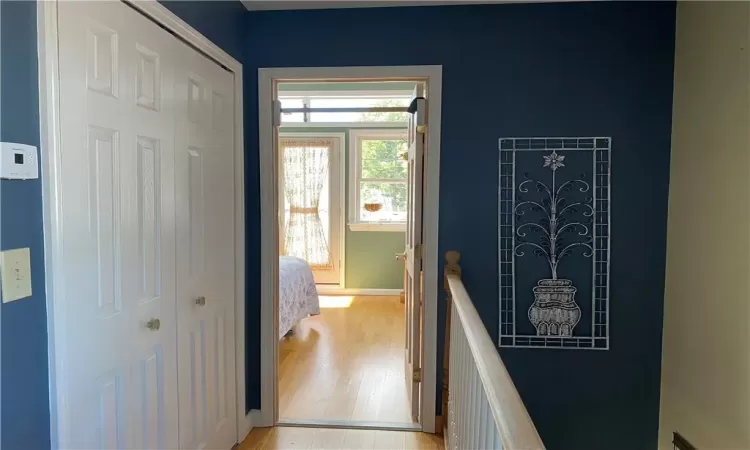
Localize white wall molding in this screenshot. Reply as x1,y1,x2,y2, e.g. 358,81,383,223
127,1,241,70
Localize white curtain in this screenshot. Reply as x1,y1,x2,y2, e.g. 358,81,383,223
280,139,332,269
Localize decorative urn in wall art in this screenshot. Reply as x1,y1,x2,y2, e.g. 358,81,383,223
529,279,580,337
514,151,593,337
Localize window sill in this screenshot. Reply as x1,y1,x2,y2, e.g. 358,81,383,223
348,222,406,232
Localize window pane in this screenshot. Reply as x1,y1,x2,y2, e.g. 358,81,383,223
360,181,407,222
361,139,408,179
280,98,304,123
310,98,409,122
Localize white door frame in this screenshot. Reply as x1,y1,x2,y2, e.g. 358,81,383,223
258,66,442,433
36,0,250,445
278,131,347,288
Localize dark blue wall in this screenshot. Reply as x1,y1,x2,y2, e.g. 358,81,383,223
159,0,246,63
243,3,675,449
0,2,246,447
0,2,51,448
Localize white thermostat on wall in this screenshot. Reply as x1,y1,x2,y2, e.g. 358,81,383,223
0,142,39,180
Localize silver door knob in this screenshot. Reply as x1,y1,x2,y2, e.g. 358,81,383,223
146,318,161,331
195,296,206,306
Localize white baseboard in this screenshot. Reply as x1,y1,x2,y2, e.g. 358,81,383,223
277,418,421,431
250,409,264,426
316,287,403,296
239,409,265,444
238,413,251,444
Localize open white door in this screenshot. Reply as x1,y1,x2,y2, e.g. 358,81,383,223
404,83,426,421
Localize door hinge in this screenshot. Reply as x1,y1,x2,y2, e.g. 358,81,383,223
414,244,423,260
413,367,422,383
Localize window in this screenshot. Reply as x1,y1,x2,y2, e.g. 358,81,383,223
279,98,305,123
278,133,344,284
278,94,411,124
310,98,409,122
349,129,408,232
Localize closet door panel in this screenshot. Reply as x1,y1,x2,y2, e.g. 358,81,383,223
128,7,179,449
175,40,236,449
175,46,237,450
56,2,179,448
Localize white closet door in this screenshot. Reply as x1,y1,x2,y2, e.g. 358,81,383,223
174,37,238,450
57,2,178,448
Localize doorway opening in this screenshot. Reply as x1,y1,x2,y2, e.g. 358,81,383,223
258,67,442,433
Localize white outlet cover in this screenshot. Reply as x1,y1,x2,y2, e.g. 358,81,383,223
1,247,33,303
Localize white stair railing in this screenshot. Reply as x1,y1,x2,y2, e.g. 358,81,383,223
443,251,544,450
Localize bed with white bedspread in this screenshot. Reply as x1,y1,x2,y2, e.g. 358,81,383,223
279,256,320,338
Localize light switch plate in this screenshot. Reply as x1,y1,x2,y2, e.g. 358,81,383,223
1,248,32,303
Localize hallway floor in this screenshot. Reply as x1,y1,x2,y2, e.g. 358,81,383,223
238,426,443,450
278,295,414,425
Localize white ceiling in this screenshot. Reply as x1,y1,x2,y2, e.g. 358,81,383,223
241,0,527,11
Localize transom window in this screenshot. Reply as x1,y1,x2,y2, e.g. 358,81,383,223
349,129,408,232
279,95,410,123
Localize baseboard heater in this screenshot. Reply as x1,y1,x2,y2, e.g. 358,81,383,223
673,432,697,450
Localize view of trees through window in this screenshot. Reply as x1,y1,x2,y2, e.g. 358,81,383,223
356,99,409,122
357,99,409,222
360,137,408,222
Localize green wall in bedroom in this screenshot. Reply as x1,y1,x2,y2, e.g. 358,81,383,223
281,126,405,290
345,229,404,289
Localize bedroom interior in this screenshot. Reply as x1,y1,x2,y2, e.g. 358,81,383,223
275,80,424,428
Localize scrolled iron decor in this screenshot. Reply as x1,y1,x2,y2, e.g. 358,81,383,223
499,137,611,349
514,150,593,337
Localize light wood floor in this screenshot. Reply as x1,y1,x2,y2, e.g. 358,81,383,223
279,296,413,424
238,427,443,450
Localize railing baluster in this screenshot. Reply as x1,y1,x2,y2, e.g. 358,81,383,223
479,397,495,448
443,251,544,450
449,309,462,449
450,310,457,450
449,314,456,449
459,326,468,449
450,308,458,450
470,361,480,448
464,330,471,445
